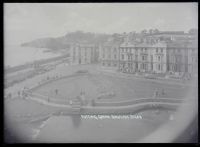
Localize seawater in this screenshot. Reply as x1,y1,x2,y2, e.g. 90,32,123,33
4,44,62,67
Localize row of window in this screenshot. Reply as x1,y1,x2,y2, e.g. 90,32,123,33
102,54,117,59
120,63,163,71
121,54,161,62
102,62,117,67
120,47,164,53
102,48,117,53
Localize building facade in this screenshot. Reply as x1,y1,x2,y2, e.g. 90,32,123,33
99,43,120,68
119,41,167,74
166,41,198,75
70,43,99,65
70,31,198,77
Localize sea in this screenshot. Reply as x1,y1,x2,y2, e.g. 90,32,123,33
4,45,62,68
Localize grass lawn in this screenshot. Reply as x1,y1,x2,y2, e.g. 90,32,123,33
32,71,190,103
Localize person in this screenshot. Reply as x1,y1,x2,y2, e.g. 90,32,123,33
161,88,165,96
154,89,159,98
80,91,86,105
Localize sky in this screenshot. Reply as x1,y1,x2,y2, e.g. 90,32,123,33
4,3,198,45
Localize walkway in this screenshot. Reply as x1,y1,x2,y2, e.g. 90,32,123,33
26,94,184,115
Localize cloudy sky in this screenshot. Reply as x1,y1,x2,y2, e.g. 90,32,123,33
4,3,198,45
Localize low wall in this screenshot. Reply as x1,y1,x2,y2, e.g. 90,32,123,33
60,102,180,115
94,98,183,107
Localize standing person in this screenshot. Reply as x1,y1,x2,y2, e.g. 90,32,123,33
161,88,165,96
154,89,159,98
80,91,86,105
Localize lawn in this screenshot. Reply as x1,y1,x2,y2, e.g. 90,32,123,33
31,71,190,104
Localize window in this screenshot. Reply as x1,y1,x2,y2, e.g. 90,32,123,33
151,55,153,62
158,56,161,61
122,54,124,60
128,55,131,60
103,54,105,58
161,48,163,53
114,54,117,59
156,48,158,53
158,64,161,70
141,64,143,69
142,56,145,61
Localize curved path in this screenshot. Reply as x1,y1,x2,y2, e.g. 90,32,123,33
26,94,184,115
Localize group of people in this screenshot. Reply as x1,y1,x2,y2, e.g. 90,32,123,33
17,87,29,99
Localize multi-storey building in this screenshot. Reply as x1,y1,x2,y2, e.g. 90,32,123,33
70,43,99,65
119,41,167,74
166,41,198,75
70,30,198,77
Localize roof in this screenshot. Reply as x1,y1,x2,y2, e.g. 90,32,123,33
71,43,97,47
103,39,122,47
145,31,186,37
166,41,198,48
120,41,167,48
